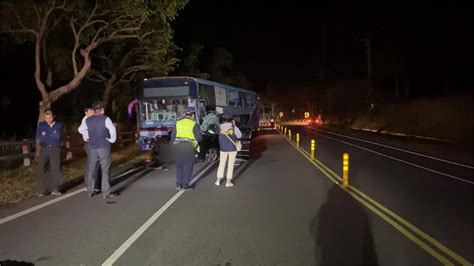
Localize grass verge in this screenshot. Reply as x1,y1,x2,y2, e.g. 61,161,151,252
0,143,150,206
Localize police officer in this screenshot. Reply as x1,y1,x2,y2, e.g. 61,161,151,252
35,109,63,196
171,107,202,190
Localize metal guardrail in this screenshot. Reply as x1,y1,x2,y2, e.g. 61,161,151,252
0,131,136,166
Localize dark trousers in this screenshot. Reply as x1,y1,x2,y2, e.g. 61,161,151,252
86,148,111,197
36,146,62,193
84,144,101,189
174,142,195,187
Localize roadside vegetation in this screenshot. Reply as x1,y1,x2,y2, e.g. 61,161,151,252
0,143,148,206
351,92,473,144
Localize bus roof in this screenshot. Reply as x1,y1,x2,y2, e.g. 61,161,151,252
144,76,256,95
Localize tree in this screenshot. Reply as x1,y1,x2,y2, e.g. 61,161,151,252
206,47,253,89
175,42,209,79
0,0,188,122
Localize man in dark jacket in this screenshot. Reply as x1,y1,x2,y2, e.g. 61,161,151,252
35,109,63,196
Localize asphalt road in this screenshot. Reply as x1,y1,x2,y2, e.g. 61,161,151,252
0,129,472,265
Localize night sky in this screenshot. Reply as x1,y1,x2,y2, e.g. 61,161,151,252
173,1,472,92
0,1,472,138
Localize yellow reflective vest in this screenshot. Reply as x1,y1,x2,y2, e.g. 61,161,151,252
175,117,200,152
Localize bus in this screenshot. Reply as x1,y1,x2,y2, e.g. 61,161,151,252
136,76,259,162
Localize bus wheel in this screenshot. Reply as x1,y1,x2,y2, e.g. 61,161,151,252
205,147,219,162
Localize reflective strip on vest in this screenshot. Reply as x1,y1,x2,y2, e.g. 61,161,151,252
175,118,200,152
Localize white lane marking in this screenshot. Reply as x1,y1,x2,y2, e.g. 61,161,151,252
357,127,451,142
102,162,216,265
0,188,85,225
305,131,474,185
309,127,474,169
102,191,184,266
189,162,217,186
114,166,145,179
0,165,146,225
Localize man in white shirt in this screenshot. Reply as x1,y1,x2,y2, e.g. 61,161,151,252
78,101,117,198
78,106,101,192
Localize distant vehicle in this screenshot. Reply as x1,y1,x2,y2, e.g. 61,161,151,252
135,76,259,163
306,115,323,126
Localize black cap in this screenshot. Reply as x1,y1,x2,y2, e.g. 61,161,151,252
185,106,196,114
92,101,105,110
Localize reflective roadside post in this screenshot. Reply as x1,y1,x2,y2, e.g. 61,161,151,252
288,129,292,141
296,133,300,147
311,139,315,160
343,153,349,187
284,127,287,135
22,142,30,166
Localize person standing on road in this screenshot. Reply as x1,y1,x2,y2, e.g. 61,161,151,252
79,101,117,198
171,106,202,190
35,109,63,196
78,106,101,192
215,113,242,187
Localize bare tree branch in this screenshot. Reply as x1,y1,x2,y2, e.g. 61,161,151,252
121,65,155,79
87,69,108,82
11,5,30,31
33,5,41,28
140,30,155,40
71,1,101,74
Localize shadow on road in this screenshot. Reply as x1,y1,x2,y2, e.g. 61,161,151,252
59,161,145,194
0,260,34,266
310,184,378,266
112,167,154,194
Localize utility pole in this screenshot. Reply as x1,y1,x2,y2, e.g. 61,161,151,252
320,23,326,81
358,38,372,79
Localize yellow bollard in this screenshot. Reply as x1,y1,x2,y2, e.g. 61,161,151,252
284,127,287,135
310,139,316,160
342,153,349,187
288,129,292,141
296,133,300,147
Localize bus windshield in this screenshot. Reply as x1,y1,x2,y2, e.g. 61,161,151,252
140,98,195,122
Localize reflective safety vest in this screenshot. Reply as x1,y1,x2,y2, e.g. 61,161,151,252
175,117,200,152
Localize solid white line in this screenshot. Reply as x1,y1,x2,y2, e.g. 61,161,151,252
310,127,474,169
307,131,474,185
102,163,216,265
189,162,217,186
102,190,184,266
114,166,145,179
357,128,451,142
0,188,85,225
0,165,146,225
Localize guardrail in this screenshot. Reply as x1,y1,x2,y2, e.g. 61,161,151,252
0,131,136,166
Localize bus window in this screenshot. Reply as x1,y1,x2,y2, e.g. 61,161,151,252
198,84,216,109
238,91,247,108
228,90,239,107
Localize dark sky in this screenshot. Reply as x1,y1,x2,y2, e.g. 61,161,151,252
172,1,473,92
0,1,472,138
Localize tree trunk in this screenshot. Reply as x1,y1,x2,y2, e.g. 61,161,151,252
102,74,117,108
34,100,51,161
33,51,92,161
